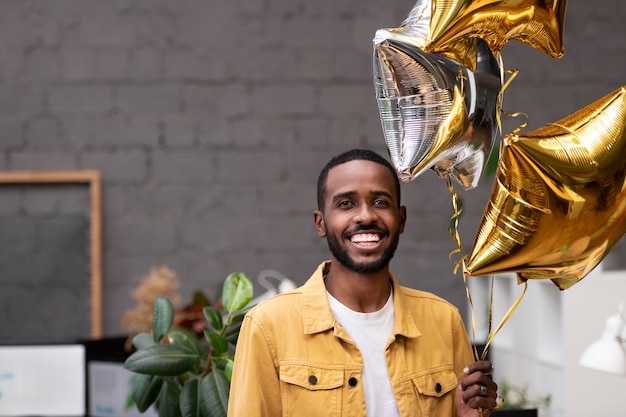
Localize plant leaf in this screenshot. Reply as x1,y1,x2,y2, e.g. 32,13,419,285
224,359,234,383
125,386,136,411
222,272,253,314
124,345,199,376
230,304,254,323
200,370,229,417
180,377,201,417
132,332,156,350
204,332,228,356
484,143,500,179
203,306,223,331
157,379,182,417
168,328,208,357
131,374,162,412
153,296,175,343
223,319,244,344
192,290,212,307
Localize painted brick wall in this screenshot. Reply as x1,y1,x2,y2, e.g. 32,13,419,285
0,0,624,336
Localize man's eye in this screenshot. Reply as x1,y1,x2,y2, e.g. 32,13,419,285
338,200,353,208
373,199,390,206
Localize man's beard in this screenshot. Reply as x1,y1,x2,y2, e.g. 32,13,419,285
325,228,400,274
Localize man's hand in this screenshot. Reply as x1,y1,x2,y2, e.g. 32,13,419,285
455,361,498,417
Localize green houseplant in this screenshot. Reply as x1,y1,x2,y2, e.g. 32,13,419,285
491,378,551,416
124,272,254,417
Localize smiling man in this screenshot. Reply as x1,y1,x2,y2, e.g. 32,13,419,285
228,149,498,417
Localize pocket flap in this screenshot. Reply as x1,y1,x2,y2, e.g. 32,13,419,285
280,364,344,390
412,368,458,397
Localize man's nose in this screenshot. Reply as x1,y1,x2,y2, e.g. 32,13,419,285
354,204,376,223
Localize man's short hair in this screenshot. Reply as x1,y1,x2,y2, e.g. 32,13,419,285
317,149,401,211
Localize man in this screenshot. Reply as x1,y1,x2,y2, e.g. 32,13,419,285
228,149,498,416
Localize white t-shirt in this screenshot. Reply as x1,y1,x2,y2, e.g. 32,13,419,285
327,289,400,417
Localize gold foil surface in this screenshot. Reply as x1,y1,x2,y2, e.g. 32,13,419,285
382,0,567,70
466,87,626,289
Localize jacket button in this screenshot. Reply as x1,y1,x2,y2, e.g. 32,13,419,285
308,375,318,385
435,383,442,393
348,377,358,387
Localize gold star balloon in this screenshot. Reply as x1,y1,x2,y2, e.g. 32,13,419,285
465,86,626,290
379,0,567,71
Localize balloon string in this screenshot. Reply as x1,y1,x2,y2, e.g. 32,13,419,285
480,280,528,359
444,172,523,417
462,266,527,417
495,61,528,136
495,53,506,136
444,175,528,363
443,176,481,361
445,175,464,263
461,261,480,362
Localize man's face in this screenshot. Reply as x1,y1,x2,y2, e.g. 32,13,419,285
314,159,406,274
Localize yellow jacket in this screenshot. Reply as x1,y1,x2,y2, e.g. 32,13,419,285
228,261,474,417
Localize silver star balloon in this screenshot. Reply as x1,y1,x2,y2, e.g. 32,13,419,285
373,33,502,189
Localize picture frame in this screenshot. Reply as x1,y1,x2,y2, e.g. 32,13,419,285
0,171,102,340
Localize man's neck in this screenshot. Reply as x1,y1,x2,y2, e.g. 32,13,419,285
324,264,392,313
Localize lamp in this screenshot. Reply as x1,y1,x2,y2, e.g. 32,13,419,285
579,304,626,376
249,269,296,305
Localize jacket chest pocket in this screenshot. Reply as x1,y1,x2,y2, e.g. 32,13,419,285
280,364,345,417
411,369,458,417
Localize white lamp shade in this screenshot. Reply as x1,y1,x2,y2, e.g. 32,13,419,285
579,337,626,376
579,311,626,376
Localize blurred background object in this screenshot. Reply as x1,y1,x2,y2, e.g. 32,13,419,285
579,303,626,376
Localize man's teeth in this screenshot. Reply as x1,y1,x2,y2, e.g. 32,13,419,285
351,233,380,243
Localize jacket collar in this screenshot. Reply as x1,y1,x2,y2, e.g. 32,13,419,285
302,261,421,339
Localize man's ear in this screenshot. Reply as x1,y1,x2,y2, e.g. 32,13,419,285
313,210,326,238
399,205,407,234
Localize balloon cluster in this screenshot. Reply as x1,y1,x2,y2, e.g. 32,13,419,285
373,0,626,290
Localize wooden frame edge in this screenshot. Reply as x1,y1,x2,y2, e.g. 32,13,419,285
0,170,103,339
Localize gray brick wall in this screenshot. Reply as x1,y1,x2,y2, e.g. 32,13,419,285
0,0,624,337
